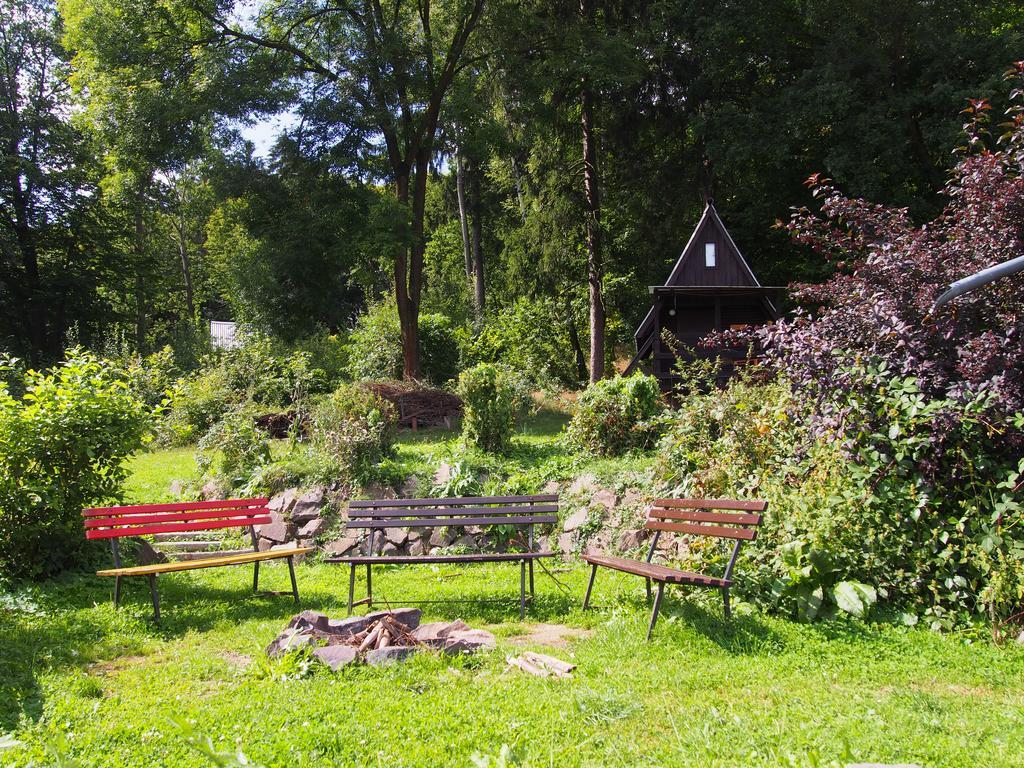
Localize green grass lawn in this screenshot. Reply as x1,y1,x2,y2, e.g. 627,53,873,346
2,563,1022,767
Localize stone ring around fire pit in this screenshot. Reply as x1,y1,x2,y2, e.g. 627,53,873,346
266,609,497,669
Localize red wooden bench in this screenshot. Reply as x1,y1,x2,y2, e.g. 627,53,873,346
82,497,313,621
582,498,766,639
325,494,558,619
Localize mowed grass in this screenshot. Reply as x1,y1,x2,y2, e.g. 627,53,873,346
2,562,1023,767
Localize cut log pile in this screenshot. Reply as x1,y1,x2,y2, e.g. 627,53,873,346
506,652,577,679
362,381,463,430
266,608,495,668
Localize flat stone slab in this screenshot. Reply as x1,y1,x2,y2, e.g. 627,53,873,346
365,646,419,666
313,645,358,670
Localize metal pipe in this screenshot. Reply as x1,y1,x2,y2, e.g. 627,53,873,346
933,254,1024,310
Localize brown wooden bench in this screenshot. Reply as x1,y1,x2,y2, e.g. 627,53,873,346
324,494,558,619
582,498,766,639
82,497,314,621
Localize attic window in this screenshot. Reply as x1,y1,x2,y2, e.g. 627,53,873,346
704,242,717,267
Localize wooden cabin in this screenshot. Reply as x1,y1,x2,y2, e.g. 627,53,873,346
624,203,780,389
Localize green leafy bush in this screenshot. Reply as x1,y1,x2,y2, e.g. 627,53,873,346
656,361,1024,628
565,374,663,456
456,364,530,453
310,383,397,486
0,351,151,579
197,409,272,489
161,366,234,446
123,345,179,408
464,298,583,389
346,302,461,385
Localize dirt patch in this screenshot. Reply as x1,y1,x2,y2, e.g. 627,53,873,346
508,623,594,649
220,651,253,669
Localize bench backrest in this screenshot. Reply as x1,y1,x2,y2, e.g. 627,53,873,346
346,494,559,554
82,498,271,541
645,498,767,580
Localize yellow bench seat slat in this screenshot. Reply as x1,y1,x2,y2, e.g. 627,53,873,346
96,547,314,577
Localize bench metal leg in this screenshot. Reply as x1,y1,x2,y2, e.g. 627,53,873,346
347,564,357,616
722,587,731,619
287,556,299,603
528,559,535,597
366,563,372,608
582,563,598,610
148,574,160,622
519,560,527,620
253,561,260,592
113,576,122,609
647,582,664,641
645,578,651,600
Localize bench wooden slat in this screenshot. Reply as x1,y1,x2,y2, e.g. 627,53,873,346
83,497,269,516
95,546,313,577
85,515,271,540
84,507,271,528
346,514,558,530
325,552,553,564
582,553,731,587
348,494,558,509
649,509,762,526
352,504,559,518
650,498,768,512
646,520,757,540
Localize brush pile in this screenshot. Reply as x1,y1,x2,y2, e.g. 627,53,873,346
266,608,495,668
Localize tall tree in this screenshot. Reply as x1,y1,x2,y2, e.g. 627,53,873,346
183,0,487,378
0,0,96,363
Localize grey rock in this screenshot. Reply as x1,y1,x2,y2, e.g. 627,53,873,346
200,480,223,500
313,645,358,671
365,646,418,666
297,517,327,539
556,532,575,554
452,534,477,550
618,528,648,551
265,628,316,658
541,480,560,495
128,537,168,566
257,538,274,552
256,511,290,544
620,488,644,508
433,461,453,486
568,474,598,497
428,528,452,548
408,539,427,557
291,487,326,523
169,479,184,497
269,488,298,515
399,476,420,497
562,507,589,532
384,527,409,546
381,541,400,555
413,620,496,654
323,536,361,556
591,489,617,511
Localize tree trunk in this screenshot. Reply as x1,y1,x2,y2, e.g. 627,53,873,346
133,187,149,355
580,61,605,383
393,171,421,380
470,168,484,315
9,180,47,364
455,149,472,279
175,207,196,319
565,293,588,384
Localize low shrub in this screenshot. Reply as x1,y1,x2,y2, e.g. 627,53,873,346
310,383,397,486
565,374,663,456
196,409,272,490
456,363,530,453
347,302,461,385
463,297,584,389
161,366,234,446
123,346,179,409
657,362,1023,629
0,351,151,579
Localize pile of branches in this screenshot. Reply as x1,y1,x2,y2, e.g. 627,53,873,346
362,380,462,429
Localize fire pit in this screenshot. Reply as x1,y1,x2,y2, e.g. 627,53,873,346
266,608,496,668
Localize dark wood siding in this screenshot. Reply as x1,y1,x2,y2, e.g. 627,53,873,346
668,218,756,287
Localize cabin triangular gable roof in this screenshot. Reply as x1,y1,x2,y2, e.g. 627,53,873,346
664,203,761,287
632,204,763,344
